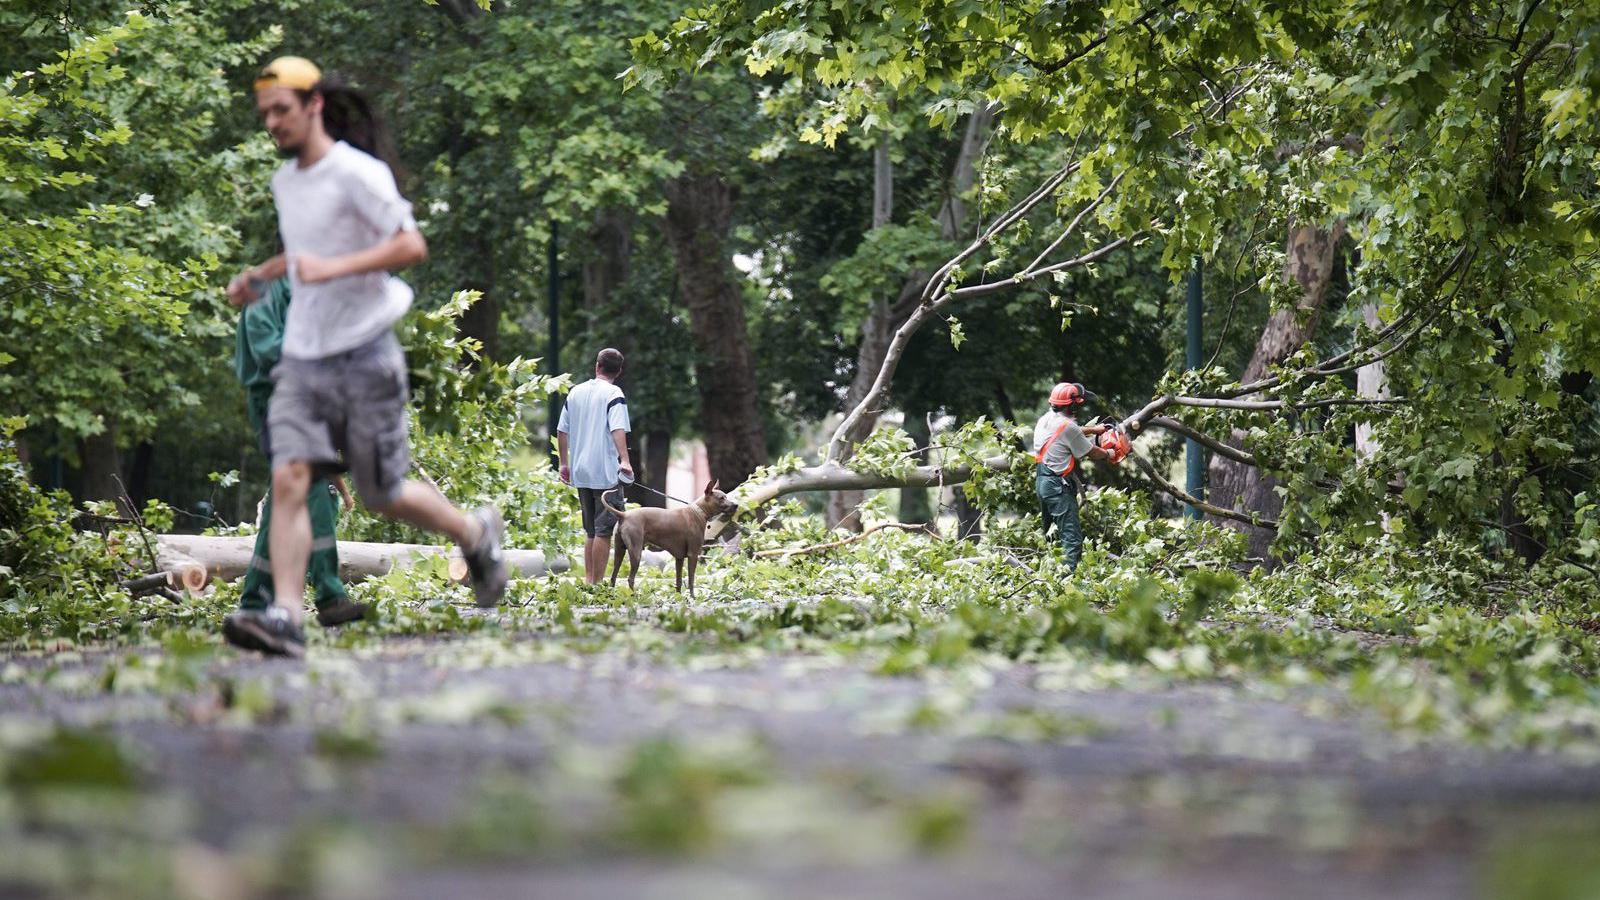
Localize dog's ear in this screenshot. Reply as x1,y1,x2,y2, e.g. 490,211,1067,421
706,479,719,495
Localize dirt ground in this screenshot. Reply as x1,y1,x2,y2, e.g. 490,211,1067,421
4,625,1600,899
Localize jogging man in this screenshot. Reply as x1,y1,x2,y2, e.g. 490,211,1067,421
1033,382,1120,570
223,56,507,657
224,277,365,644
556,348,634,584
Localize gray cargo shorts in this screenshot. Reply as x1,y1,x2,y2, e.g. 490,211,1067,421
577,486,620,538
267,332,411,507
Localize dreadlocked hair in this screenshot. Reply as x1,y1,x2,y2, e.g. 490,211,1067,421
296,73,403,177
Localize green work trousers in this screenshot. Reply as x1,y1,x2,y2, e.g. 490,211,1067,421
237,480,346,610
1035,463,1082,571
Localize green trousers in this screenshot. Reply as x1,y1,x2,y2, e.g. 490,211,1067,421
1035,464,1083,571
238,480,346,610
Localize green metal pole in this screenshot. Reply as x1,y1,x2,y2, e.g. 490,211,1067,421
1185,259,1205,519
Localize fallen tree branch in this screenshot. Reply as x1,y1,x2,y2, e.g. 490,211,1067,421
946,233,1139,301
753,522,931,558
1146,416,1258,466
827,156,1134,464
715,456,1017,540
1167,396,1408,411
1218,245,1475,400
1129,453,1279,529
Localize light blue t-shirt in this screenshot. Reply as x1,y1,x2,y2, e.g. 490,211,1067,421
557,378,630,489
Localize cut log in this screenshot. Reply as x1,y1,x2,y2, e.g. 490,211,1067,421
122,559,208,598
151,535,669,586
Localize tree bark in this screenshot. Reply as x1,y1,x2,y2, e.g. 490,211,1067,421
581,207,665,507
898,406,934,526
152,534,668,585
952,485,983,542
828,109,993,529
1207,221,1346,560
828,135,899,530
640,428,671,508
935,103,994,240
125,440,154,509
661,173,768,488
458,233,500,360
1354,302,1385,458
583,208,633,315
79,421,124,509
729,455,1014,518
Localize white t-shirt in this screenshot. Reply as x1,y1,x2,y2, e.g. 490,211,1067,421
557,378,631,489
271,141,418,360
1033,411,1093,474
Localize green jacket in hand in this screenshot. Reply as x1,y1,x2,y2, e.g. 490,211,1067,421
233,278,347,610
235,278,292,434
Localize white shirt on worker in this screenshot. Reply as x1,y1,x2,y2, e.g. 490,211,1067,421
1033,411,1094,474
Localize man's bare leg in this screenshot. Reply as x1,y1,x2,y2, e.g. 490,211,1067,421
372,480,481,547
585,535,609,584
376,479,507,608
267,461,314,625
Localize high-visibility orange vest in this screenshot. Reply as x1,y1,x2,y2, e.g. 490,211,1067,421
1035,419,1079,477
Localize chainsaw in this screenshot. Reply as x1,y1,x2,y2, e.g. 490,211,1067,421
1092,417,1132,465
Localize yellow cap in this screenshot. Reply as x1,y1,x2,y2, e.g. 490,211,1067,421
254,56,322,92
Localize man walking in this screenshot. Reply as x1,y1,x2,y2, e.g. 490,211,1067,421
556,348,634,584
224,277,365,646
1033,382,1119,570
223,56,507,657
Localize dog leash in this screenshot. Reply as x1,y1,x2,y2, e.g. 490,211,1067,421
605,481,694,507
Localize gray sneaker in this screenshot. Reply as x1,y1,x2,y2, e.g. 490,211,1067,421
464,506,509,608
222,608,306,658
222,610,268,653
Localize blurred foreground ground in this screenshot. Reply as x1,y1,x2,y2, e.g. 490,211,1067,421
3,622,1600,900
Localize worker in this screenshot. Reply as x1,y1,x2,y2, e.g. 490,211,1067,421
1032,382,1129,569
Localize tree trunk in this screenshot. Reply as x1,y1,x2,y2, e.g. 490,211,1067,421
828,135,898,530
457,235,500,360
1207,221,1346,560
152,534,670,585
578,208,664,507
583,208,633,315
952,486,983,542
828,109,994,529
640,428,671,508
935,103,994,240
79,421,124,510
1354,302,1385,458
661,173,768,489
898,407,934,526
126,440,154,509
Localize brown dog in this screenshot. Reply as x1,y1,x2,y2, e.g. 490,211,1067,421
603,480,738,596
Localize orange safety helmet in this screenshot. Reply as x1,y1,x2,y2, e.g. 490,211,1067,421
1049,382,1094,408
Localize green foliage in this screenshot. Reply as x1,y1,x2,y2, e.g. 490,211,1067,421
611,736,768,853
820,223,952,337
0,7,277,462
0,423,142,641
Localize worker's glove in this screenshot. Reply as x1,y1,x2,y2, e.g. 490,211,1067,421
1096,427,1131,465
